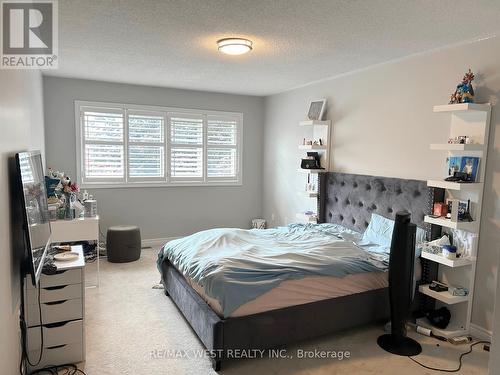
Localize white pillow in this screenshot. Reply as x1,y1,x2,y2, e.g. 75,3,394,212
362,213,426,249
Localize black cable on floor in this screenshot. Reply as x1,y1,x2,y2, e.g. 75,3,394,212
20,276,44,374
29,363,87,375
409,340,490,373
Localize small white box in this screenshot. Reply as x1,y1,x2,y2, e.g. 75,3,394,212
84,199,97,217
447,198,459,222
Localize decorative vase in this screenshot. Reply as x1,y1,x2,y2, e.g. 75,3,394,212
64,192,73,219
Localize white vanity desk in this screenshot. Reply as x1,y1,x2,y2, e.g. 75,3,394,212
50,215,100,287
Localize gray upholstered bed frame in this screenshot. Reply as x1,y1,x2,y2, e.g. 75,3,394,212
159,172,435,371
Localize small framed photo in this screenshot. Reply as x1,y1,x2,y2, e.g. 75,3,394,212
307,99,327,120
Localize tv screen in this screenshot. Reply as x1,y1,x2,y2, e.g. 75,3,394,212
15,151,51,285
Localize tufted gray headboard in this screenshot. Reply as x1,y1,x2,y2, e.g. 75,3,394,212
319,172,434,233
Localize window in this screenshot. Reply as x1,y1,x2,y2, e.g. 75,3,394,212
169,114,204,180
207,116,238,179
76,101,242,187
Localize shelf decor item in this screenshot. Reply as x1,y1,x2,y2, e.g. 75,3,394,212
46,169,80,220
300,152,323,170
307,99,327,120
449,69,475,104
446,156,480,182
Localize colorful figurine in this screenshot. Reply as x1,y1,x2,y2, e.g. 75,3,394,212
449,69,475,104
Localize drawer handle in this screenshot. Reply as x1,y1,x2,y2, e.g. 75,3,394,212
44,285,68,291
44,300,67,305
43,321,70,328
47,344,67,350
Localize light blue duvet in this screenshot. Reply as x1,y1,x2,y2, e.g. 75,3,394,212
157,223,389,317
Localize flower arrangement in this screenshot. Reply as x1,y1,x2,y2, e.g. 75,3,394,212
46,168,80,219
61,178,80,194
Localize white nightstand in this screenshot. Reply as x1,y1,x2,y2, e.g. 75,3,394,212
50,216,100,287
25,245,86,371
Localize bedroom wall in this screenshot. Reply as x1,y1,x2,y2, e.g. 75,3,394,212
263,36,500,334
0,70,45,375
43,77,264,239
490,262,500,370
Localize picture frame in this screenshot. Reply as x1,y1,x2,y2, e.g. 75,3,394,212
307,99,327,121
446,156,480,182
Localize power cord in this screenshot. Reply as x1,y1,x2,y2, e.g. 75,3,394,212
409,340,490,372
29,363,87,375
20,276,45,374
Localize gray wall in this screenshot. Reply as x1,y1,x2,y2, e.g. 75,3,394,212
263,36,500,333
43,77,264,239
0,70,45,374
490,264,500,371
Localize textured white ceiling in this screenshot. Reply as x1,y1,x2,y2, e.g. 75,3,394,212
46,0,500,96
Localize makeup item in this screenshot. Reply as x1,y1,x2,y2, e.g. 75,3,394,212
48,206,57,221
84,199,97,217
429,281,449,292
433,202,447,217
442,245,457,259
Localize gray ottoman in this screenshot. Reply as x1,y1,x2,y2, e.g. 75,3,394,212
106,225,141,263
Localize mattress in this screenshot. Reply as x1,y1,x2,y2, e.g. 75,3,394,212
186,271,388,318
158,225,391,317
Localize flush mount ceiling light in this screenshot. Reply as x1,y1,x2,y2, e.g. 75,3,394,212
217,38,253,55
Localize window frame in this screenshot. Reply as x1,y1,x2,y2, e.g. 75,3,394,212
206,114,241,182
126,108,167,183
75,101,243,188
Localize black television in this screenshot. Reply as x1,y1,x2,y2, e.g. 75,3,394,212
12,151,51,286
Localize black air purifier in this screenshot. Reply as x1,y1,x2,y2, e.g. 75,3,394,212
377,211,422,356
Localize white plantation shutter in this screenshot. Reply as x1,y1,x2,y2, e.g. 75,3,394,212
170,147,203,178
84,144,124,178
128,113,164,143
207,117,237,145
207,115,239,180
169,114,204,180
84,111,123,142
81,108,125,182
127,112,165,180
128,146,164,178
77,101,242,186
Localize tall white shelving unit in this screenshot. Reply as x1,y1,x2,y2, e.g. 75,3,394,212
295,120,332,224
417,103,491,338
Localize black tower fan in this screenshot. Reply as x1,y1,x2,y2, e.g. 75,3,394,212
377,211,422,356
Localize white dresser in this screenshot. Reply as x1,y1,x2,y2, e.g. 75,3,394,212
50,216,100,287
25,245,86,371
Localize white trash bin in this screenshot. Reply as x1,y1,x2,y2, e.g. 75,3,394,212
252,219,266,229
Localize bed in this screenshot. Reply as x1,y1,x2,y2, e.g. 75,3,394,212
157,172,436,370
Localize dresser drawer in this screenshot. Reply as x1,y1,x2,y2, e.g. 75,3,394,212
27,319,83,348
28,342,84,371
26,283,82,304
26,269,82,289
27,299,83,327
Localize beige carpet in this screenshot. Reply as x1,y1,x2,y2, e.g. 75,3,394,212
81,247,489,375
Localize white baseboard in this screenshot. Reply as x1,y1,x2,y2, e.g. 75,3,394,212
141,237,179,248
470,323,492,341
